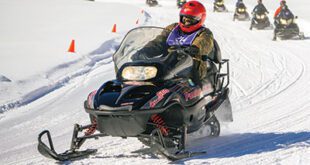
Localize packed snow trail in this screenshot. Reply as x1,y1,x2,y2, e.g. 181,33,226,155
0,0,310,164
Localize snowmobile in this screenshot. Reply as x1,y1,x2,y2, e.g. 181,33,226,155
146,0,158,7
233,3,250,21
37,27,233,161
177,0,186,9
273,9,304,40
213,0,228,12
250,7,272,30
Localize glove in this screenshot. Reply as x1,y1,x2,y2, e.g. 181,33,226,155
184,46,199,57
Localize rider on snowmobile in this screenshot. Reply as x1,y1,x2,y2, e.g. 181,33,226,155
252,0,268,15
214,0,224,4
146,0,158,6
235,0,247,14
134,1,214,86
274,0,287,18
177,0,187,8
235,0,243,8
274,3,294,27
250,0,269,29
273,3,296,40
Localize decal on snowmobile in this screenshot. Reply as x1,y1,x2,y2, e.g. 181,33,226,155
184,88,201,101
149,88,170,108
87,90,97,109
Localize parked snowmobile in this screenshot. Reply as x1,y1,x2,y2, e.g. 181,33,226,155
233,3,250,21
213,0,228,12
146,0,158,7
273,9,304,40
250,7,272,30
177,0,187,9
37,27,233,161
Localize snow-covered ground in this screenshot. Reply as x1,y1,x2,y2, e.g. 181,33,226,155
0,0,309,164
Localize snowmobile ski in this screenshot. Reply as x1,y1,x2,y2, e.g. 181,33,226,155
37,124,106,161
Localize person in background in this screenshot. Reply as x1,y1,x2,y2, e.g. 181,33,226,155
274,0,286,18
236,0,243,7
252,0,269,15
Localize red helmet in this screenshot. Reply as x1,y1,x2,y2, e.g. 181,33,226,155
179,1,206,33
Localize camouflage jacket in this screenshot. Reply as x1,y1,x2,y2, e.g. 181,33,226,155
144,23,214,80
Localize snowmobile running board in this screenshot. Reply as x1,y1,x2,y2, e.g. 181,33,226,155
37,124,106,161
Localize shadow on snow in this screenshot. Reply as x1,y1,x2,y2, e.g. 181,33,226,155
174,131,310,163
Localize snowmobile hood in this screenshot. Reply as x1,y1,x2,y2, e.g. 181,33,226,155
91,80,159,109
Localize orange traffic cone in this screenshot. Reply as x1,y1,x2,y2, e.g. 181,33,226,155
136,19,139,24
68,39,75,53
112,24,117,33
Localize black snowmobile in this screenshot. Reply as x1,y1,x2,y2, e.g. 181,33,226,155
233,3,250,21
250,7,272,30
273,9,304,40
213,0,228,12
146,0,158,7
37,27,233,161
177,0,187,9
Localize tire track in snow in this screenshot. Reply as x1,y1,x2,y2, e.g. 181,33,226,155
211,13,305,112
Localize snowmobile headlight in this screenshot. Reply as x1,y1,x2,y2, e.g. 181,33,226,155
280,18,287,25
287,18,293,25
238,8,245,12
122,66,158,81
216,2,224,5
280,18,292,25
256,14,265,19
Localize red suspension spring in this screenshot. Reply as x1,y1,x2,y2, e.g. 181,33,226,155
84,118,97,136
151,114,169,136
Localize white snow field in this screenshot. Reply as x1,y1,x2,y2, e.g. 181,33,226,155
0,0,309,164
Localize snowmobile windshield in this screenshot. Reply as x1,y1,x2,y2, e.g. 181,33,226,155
113,27,171,70
237,3,246,9
113,27,194,81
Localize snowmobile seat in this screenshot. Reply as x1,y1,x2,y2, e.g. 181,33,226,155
204,39,222,76
204,39,222,86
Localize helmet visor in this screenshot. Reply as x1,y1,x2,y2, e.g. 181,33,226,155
180,14,200,26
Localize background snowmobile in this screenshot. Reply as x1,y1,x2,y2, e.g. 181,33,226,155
213,0,228,12
146,0,158,7
37,27,233,161
233,3,250,21
250,7,272,30
177,0,187,9
273,9,304,40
